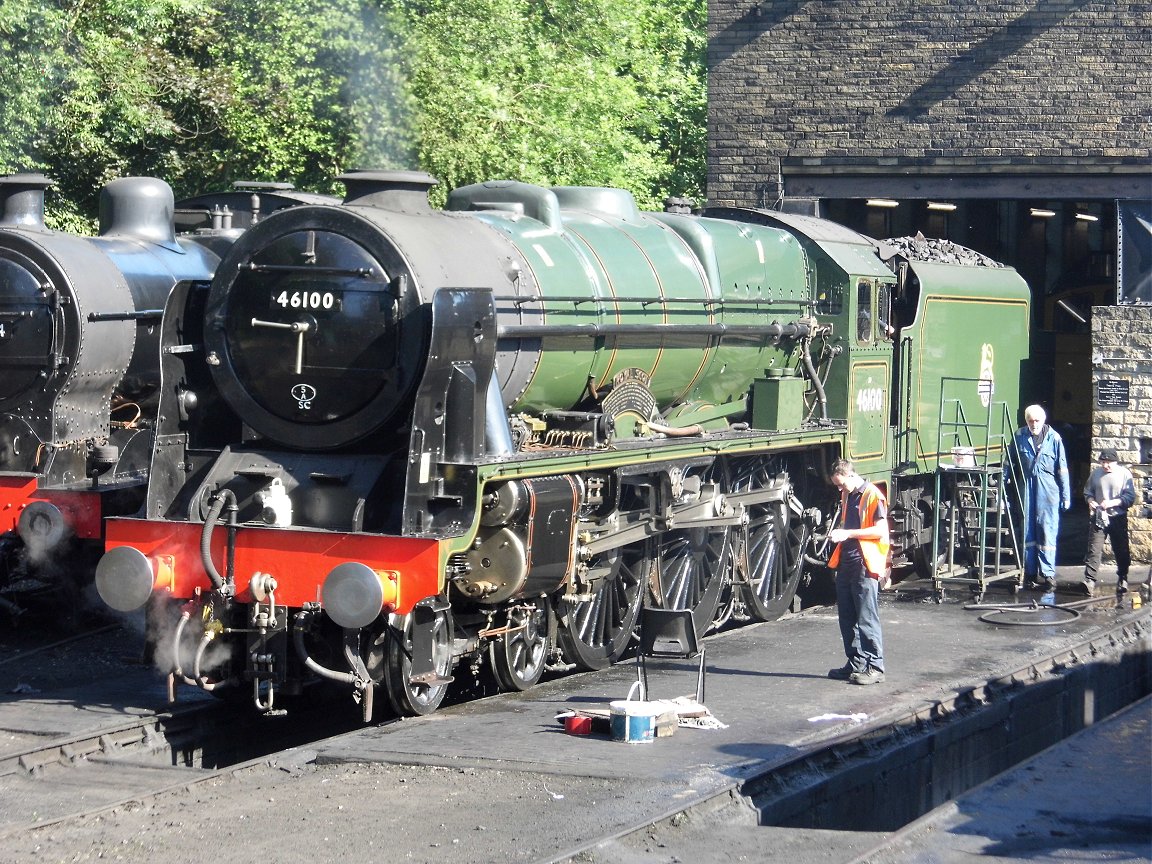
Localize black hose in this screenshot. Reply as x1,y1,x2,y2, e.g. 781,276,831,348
291,610,358,684
964,599,1083,625
800,336,828,422
974,604,1080,625
200,489,237,590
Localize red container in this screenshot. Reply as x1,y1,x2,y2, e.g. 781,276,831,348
564,715,593,735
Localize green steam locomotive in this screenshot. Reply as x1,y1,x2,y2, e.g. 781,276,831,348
93,173,1030,718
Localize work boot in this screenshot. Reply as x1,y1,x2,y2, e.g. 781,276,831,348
827,664,854,681
1116,578,1128,596
1081,578,1097,597
849,667,885,686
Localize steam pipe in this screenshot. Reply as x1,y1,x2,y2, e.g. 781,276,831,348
193,632,230,691
292,610,358,684
647,421,706,438
498,321,812,341
170,609,199,687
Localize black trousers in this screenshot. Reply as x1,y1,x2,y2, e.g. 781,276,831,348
1084,512,1131,582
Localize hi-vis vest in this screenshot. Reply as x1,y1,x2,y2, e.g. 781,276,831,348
828,481,891,577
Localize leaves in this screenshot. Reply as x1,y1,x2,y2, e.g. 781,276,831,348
0,0,704,224
395,0,706,208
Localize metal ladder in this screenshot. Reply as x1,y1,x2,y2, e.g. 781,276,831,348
930,378,1025,601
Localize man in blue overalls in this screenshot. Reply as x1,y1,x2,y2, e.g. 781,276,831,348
1013,404,1071,592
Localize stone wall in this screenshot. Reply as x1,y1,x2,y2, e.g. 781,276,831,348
707,1,1152,206
1090,305,1152,567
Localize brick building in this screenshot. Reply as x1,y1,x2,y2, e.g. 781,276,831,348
707,0,1152,560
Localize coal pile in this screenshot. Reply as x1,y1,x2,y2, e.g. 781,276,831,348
881,232,1005,267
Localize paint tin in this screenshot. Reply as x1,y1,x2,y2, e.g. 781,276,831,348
950,446,976,468
610,700,663,743
609,682,663,744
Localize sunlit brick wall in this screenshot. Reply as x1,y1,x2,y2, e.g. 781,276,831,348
707,1,1152,206
1091,305,1152,568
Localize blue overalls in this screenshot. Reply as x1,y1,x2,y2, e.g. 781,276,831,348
1013,425,1070,581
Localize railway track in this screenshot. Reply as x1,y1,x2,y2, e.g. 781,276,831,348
0,674,382,838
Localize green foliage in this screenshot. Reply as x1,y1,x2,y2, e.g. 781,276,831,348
393,0,706,208
1,0,412,224
0,0,705,224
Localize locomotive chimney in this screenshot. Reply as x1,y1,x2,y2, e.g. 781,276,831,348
337,170,438,213
0,173,53,228
98,177,178,247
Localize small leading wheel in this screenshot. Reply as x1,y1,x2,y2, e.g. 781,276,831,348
557,545,645,671
489,599,550,692
378,603,454,717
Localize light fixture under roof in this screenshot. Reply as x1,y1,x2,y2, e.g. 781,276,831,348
866,199,899,208
1030,208,1056,218
926,202,956,212
1075,212,1099,222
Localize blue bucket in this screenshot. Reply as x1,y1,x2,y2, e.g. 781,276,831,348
609,683,663,743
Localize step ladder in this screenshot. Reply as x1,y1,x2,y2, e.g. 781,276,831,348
930,378,1025,601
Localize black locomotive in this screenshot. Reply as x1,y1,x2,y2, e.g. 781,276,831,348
0,174,331,621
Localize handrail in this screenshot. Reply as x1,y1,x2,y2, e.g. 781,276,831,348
931,378,1025,593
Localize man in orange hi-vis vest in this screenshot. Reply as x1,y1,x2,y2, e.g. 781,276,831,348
826,459,889,685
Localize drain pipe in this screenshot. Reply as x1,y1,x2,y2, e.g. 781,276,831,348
800,334,829,423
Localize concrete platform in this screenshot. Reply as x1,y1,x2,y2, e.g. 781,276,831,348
309,574,1151,863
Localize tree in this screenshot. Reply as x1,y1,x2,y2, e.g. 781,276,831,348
1,0,412,226
392,0,706,208
0,0,706,224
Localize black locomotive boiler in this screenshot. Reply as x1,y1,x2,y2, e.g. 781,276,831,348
0,174,330,620
92,170,1032,719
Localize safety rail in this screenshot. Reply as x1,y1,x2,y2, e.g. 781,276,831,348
930,378,1024,601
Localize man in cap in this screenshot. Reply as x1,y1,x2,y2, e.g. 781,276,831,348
1082,448,1135,597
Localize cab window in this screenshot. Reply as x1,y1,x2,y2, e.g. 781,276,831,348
856,279,872,343
877,282,893,339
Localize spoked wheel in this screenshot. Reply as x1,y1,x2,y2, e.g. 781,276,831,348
557,545,646,671
730,456,807,622
647,462,732,637
489,598,550,692
377,602,454,717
